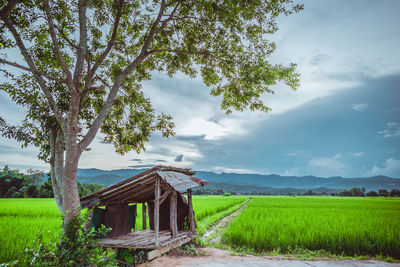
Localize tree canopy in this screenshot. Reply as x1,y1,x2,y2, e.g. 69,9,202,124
0,0,303,221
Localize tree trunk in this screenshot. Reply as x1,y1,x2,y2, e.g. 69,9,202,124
62,92,82,223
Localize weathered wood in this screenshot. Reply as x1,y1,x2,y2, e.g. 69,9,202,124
147,236,192,260
102,175,157,201
80,168,157,200
158,188,171,205
102,203,131,237
94,230,193,250
154,176,160,246
142,202,147,230
187,189,195,233
170,190,178,238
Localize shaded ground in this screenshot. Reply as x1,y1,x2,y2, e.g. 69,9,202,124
138,247,400,267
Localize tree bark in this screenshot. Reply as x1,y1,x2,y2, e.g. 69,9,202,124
62,92,82,223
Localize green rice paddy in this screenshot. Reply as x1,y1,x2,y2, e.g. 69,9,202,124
1,196,399,263
223,196,400,258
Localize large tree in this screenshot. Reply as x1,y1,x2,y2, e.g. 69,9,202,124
0,0,302,223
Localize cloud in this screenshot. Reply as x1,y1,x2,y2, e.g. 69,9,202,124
174,154,183,162
213,166,263,175
281,167,300,176
352,103,368,112
378,122,400,138
308,156,345,177
128,164,155,169
367,158,400,177
309,54,331,65
352,152,364,157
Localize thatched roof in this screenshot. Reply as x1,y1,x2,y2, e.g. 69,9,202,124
80,166,209,208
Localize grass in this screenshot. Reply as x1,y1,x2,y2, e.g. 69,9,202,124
0,196,244,264
2,196,399,263
0,199,61,263
222,196,400,259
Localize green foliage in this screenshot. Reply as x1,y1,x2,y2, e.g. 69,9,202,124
12,215,116,267
0,166,104,198
0,0,302,162
223,196,400,259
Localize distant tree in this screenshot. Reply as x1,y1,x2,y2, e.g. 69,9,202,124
338,190,352,197
378,189,389,197
38,178,55,198
366,191,379,197
390,189,400,197
304,190,314,196
349,187,365,197
222,192,231,197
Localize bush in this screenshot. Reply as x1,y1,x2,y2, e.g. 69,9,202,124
9,213,116,267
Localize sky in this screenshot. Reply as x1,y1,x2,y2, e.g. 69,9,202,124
0,0,399,178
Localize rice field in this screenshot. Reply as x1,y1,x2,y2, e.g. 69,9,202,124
1,196,399,263
223,196,400,259
0,196,244,263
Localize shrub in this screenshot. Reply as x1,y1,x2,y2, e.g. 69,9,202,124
8,213,116,267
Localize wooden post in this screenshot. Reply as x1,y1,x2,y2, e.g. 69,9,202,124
142,202,147,230
187,189,195,233
154,177,160,246
170,190,178,238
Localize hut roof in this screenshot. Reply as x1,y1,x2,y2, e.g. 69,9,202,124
80,166,209,208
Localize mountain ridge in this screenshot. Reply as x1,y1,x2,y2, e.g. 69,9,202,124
77,167,400,193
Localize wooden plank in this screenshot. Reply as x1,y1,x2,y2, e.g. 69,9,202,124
147,236,192,260
80,168,157,201
154,176,160,246
170,190,178,238
142,202,147,230
101,175,156,201
187,189,195,233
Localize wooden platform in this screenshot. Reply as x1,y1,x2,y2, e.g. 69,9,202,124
95,230,194,250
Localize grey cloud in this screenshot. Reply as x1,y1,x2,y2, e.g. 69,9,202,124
175,135,206,141
128,164,156,169
309,54,331,65
174,154,184,162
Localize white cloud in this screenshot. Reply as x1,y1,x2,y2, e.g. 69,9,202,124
308,156,345,177
352,152,364,157
213,166,263,175
367,158,400,177
281,167,300,176
352,103,368,112
378,122,400,138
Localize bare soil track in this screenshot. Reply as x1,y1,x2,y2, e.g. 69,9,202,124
138,247,400,267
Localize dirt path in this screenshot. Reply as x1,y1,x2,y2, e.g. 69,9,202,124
138,247,400,267
203,198,252,243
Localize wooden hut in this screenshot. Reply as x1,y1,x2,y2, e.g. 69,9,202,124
80,166,209,260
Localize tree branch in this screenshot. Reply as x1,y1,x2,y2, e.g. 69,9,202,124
88,0,124,84
148,49,212,56
78,1,168,152
43,0,74,88
0,14,65,128
73,0,89,91
55,23,79,50
0,58,66,83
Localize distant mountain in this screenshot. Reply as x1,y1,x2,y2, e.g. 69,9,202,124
76,167,400,193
